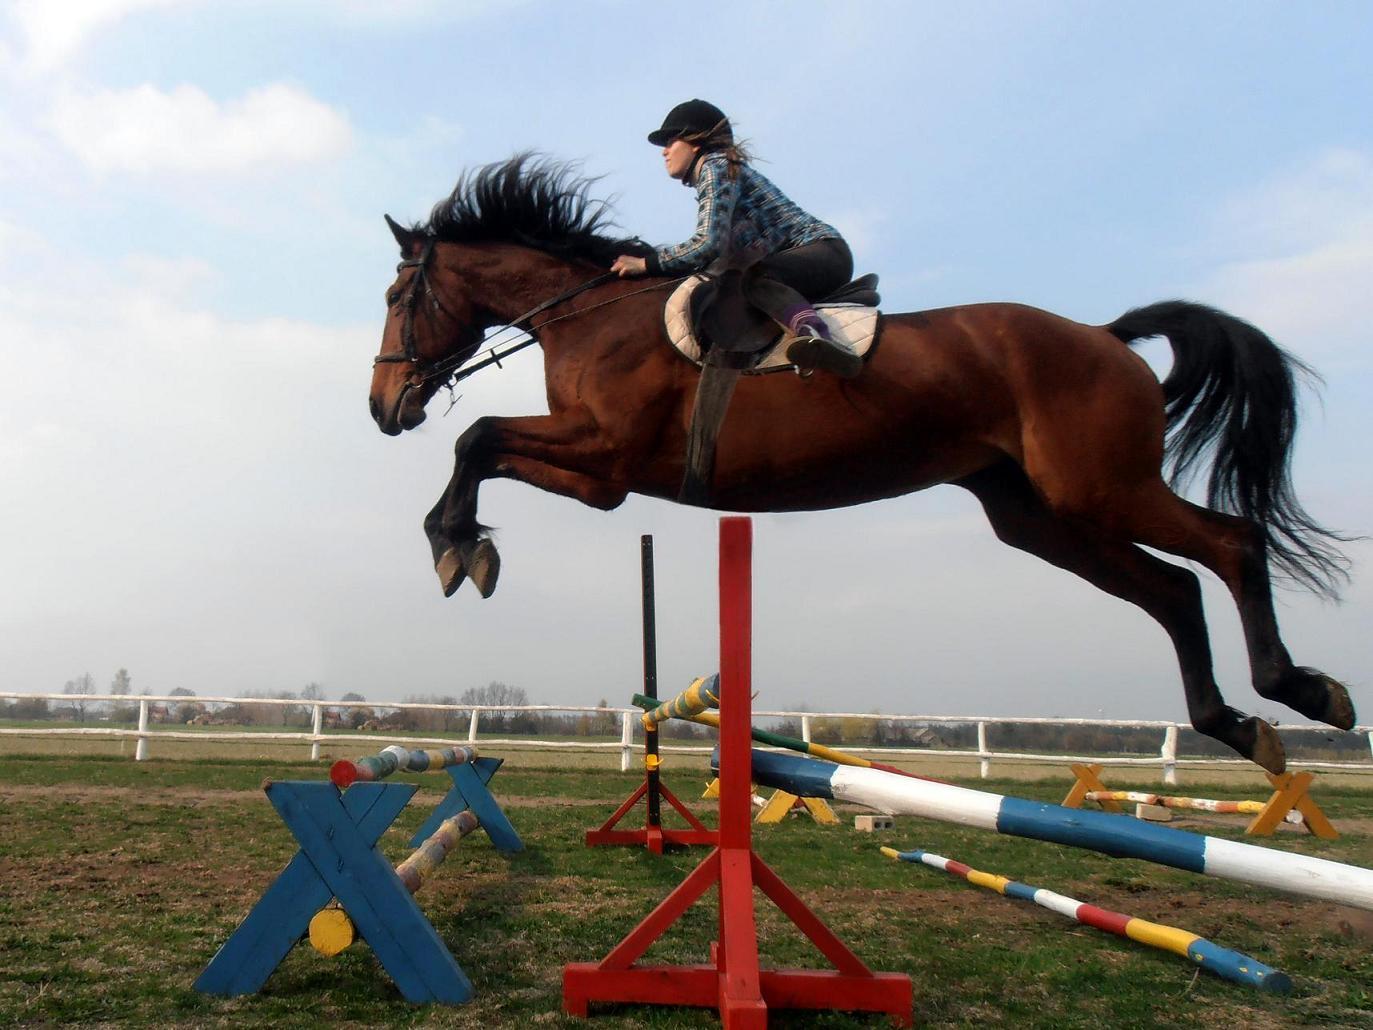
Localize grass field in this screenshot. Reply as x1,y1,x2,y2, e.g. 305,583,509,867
2,753,1372,1028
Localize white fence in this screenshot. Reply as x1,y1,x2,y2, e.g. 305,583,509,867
2,691,1371,785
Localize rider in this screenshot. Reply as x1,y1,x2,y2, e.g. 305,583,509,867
611,99,862,378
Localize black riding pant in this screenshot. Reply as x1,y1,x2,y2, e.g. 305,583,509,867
747,237,854,330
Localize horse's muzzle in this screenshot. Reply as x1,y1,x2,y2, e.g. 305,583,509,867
371,385,427,436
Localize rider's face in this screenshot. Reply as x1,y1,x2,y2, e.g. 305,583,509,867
663,139,700,180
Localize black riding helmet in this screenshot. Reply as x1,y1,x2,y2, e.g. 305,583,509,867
647,99,732,147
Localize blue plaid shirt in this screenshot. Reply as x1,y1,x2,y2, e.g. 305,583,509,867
646,153,841,275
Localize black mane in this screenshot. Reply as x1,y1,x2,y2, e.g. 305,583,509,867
420,153,645,267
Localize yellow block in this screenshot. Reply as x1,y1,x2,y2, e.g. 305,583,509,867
800,796,840,825
309,907,356,957
756,789,800,824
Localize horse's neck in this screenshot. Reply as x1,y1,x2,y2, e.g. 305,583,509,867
444,244,592,330
440,243,653,372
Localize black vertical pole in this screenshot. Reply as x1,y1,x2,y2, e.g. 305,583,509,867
642,535,661,829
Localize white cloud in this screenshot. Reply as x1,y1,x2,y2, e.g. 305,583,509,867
3,0,524,76
7,0,194,72
1201,149,1373,365
48,82,352,175
1215,149,1373,254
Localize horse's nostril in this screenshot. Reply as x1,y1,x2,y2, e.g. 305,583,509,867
369,396,381,422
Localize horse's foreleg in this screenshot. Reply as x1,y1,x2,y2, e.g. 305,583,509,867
425,414,631,598
424,417,498,598
959,463,1288,774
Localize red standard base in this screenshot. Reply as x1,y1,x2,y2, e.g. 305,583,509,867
568,518,911,1026
584,778,715,853
562,846,913,1027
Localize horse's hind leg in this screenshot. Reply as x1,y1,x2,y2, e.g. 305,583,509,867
1107,485,1354,732
958,462,1288,773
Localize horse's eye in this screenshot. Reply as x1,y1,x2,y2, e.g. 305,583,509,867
387,291,401,306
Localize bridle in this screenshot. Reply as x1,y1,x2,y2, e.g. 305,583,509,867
372,237,675,392
372,238,473,387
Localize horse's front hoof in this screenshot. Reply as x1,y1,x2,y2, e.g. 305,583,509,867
436,547,466,597
1246,717,1287,776
461,539,501,599
1288,667,1356,731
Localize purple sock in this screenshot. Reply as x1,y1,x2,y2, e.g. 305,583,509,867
783,305,832,340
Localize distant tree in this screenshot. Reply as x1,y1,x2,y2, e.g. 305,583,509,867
110,668,132,695
12,696,50,720
272,690,307,726
338,692,371,728
301,682,325,701
64,672,95,693
169,687,195,697
459,682,528,708
593,697,616,738
459,682,530,733
62,674,95,721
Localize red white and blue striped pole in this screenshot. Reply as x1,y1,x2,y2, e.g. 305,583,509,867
330,744,477,788
881,846,1291,993
742,748,1373,910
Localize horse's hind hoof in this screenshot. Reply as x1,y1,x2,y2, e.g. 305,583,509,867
436,548,466,597
1245,717,1287,776
461,539,500,599
1285,667,1356,731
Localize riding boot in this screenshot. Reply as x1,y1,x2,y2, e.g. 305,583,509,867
784,308,862,379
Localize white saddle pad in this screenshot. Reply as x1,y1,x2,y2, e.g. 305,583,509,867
664,275,880,370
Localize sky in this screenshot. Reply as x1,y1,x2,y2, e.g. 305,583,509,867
1,2,1370,728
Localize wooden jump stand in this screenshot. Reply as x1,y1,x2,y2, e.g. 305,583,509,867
702,776,840,825
564,517,912,1027
1062,762,1338,838
585,534,714,852
195,750,522,1004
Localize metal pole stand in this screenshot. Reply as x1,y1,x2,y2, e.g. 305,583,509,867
586,534,713,852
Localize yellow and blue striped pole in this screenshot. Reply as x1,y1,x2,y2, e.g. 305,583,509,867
881,846,1290,993
640,674,720,732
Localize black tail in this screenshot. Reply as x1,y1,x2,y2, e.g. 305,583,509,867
1108,299,1352,598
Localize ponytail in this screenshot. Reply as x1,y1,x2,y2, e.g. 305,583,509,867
678,118,754,181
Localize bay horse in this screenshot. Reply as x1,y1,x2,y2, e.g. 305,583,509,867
368,155,1354,774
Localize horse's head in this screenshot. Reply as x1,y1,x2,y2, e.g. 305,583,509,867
369,216,488,435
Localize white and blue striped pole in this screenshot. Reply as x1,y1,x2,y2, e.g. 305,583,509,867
738,748,1373,911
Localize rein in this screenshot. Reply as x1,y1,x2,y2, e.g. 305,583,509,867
373,240,684,390
447,276,685,387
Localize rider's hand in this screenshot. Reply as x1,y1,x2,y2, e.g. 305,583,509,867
611,254,647,278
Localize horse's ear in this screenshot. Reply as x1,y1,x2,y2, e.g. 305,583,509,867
385,214,424,257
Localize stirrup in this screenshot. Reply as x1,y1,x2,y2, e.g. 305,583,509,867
785,329,861,379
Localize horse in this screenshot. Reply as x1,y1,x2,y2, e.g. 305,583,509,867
368,155,1354,775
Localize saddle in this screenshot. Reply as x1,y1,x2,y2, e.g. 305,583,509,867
664,268,882,372
666,255,883,506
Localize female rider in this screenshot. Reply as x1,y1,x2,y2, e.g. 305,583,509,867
611,99,861,378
